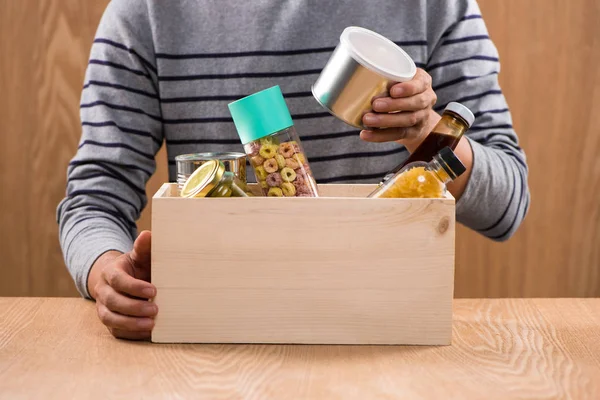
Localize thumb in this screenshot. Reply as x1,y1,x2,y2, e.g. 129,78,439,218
131,230,152,268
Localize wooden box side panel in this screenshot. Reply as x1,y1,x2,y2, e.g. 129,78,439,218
151,189,455,345
154,183,456,200
153,183,174,198
154,183,382,199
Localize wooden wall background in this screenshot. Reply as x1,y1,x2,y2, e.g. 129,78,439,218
0,0,598,298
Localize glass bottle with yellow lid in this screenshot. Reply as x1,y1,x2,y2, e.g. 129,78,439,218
368,147,466,198
180,159,252,198
228,86,318,197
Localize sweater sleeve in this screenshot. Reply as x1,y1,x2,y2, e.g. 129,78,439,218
56,0,163,298
425,0,530,241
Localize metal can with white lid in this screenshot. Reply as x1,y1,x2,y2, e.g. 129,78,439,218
312,26,417,129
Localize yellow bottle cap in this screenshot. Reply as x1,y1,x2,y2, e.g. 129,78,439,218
180,159,225,198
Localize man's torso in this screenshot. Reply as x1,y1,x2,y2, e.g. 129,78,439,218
145,0,436,182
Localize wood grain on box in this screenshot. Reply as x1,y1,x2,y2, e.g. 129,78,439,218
152,184,455,344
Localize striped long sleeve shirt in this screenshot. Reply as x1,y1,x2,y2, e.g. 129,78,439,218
57,0,530,297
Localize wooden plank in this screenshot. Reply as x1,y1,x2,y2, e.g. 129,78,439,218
453,0,600,297
1,0,599,298
0,0,111,297
1,298,599,399
151,185,455,344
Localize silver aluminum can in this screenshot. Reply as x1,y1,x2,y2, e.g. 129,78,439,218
175,152,247,190
312,27,417,129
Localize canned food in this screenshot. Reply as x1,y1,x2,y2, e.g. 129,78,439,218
180,159,252,198
312,26,417,129
175,152,246,190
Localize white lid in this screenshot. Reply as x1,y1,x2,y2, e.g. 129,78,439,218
340,26,417,82
444,102,475,127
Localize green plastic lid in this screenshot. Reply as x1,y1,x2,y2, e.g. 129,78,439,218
228,86,294,144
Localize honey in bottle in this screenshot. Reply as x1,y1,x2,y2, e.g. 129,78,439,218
368,147,466,198
381,102,474,183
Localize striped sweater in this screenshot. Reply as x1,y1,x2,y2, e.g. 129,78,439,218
57,0,530,297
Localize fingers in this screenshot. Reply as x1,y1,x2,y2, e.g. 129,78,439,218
127,231,152,283
94,245,158,341
97,303,155,332
372,91,437,113
362,69,436,143
389,68,432,98
96,284,158,317
373,69,436,113
109,328,151,341
103,264,156,299
363,109,429,130
131,230,151,267
360,128,420,143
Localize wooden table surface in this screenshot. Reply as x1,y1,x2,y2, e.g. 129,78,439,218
1,298,599,399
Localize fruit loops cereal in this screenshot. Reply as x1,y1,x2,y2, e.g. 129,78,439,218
285,157,300,169
268,187,284,197
263,158,278,173
266,172,282,187
245,138,317,197
281,182,296,196
275,154,286,169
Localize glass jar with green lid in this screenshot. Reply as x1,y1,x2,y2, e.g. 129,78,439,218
180,159,252,198
228,86,319,198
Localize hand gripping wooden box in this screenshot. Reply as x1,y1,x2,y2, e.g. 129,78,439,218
151,183,455,345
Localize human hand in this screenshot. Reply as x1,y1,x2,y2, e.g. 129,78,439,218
360,68,440,152
88,230,157,340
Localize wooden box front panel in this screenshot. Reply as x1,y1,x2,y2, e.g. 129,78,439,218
152,184,455,345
